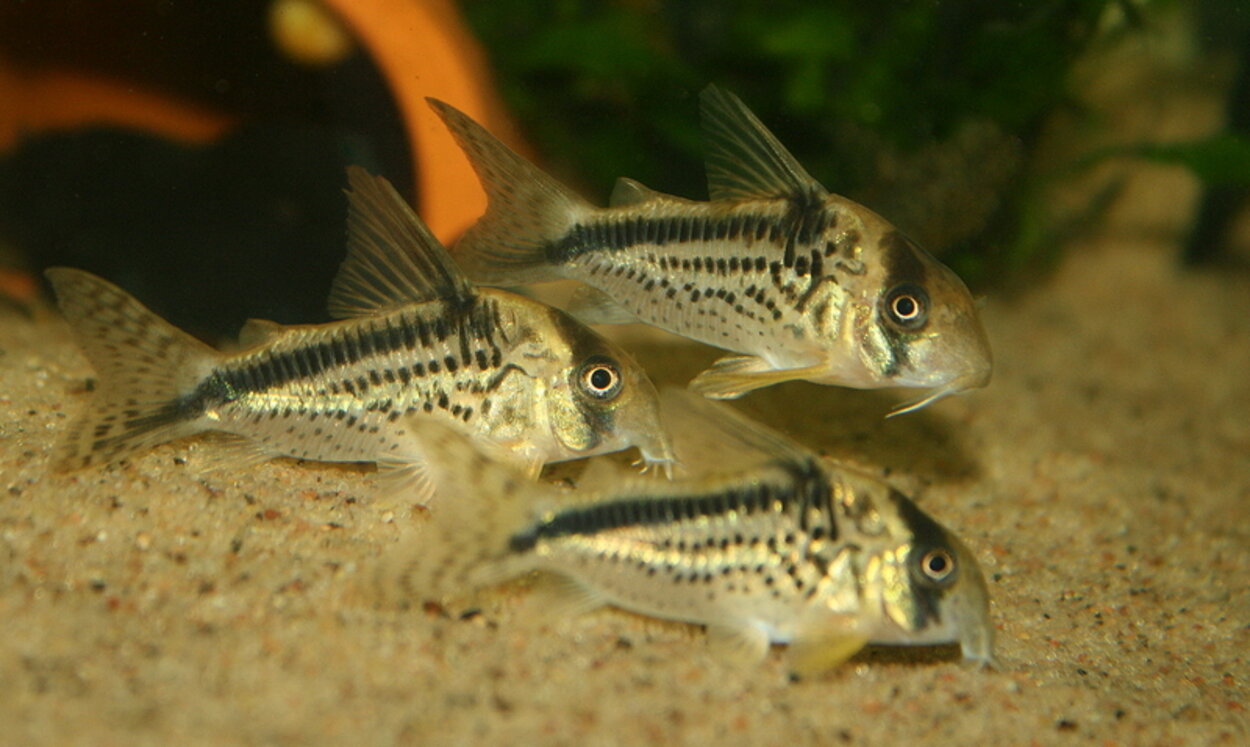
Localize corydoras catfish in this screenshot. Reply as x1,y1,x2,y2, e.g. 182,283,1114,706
430,87,991,415
47,168,673,492
384,390,995,674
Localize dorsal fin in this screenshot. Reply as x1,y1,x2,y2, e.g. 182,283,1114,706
609,177,664,207
327,166,475,319
237,318,286,348
699,85,827,202
659,388,813,476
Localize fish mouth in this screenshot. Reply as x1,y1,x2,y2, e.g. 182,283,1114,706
633,437,678,479
633,452,677,479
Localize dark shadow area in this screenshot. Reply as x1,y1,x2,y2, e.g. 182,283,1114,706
623,338,983,485
848,642,964,668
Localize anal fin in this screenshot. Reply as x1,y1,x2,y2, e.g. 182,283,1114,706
706,622,772,668
522,574,609,624
194,433,281,473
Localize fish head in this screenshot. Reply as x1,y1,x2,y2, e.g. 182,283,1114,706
854,228,992,411
542,314,675,474
862,483,995,666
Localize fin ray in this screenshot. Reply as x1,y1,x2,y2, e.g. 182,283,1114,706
699,85,826,202
237,318,286,348
375,416,548,604
706,622,772,667
788,635,869,677
428,98,589,285
327,166,475,319
688,355,829,400
608,177,663,207
45,268,220,470
658,388,812,475
566,285,639,325
194,433,281,473
523,574,609,623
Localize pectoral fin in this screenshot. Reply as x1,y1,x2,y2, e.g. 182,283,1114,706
688,356,828,400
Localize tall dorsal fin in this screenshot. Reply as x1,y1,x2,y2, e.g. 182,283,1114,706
699,85,827,202
327,166,475,319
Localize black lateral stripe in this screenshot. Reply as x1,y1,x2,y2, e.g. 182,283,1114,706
413,315,432,347
222,297,487,395
291,347,313,378
509,458,832,552
344,331,363,365
554,213,772,258
357,325,376,358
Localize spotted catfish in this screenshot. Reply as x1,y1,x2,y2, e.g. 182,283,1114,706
46,168,674,492
431,87,991,414
387,391,994,674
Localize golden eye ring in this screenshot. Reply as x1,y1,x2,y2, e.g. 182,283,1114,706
920,548,956,584
578,358,623,400
883,283,929,330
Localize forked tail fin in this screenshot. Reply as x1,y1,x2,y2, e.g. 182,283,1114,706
45,268,221,469
377,416,553,607
427,98,591,285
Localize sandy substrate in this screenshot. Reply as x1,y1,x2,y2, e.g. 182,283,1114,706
3,15,1249,742
2,197,1248,745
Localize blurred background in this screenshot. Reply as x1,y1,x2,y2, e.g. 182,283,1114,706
0,0,1245,339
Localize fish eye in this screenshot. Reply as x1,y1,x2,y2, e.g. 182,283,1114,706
578,358,623,400
919,548,956,584
883,283,929,330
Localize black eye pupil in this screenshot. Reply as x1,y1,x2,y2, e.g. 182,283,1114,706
928,554,947,573
590,367,613,390
883,283,929,329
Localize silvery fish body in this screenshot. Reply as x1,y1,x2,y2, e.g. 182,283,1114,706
47,168,674,487
395,392,994,673
431,87,992,414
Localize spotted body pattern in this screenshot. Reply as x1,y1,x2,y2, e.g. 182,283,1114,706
395,393,994,673
48,168,673,483
431,87,992,413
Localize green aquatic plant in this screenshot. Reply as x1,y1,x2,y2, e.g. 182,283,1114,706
462,0,1130,285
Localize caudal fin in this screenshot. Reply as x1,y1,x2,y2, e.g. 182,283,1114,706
427,98,590,285
377,416,552,607
45,268,221,470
